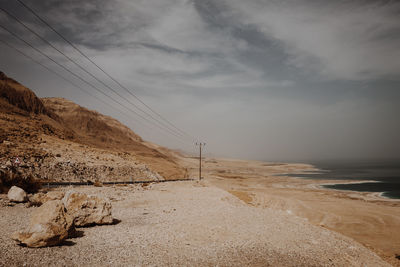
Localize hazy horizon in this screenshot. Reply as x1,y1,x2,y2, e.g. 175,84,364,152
1,0,399,162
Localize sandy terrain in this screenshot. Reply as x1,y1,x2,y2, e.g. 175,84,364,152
177,156,400,266
0,181,389,266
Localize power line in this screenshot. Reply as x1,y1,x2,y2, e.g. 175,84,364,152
15,0,195,141
0,39,116,112
0,23,191,144
0,38,136,124
0,37,191,146
0,6,191,141
0,7,188,140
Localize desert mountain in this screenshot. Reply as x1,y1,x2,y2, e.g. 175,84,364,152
42,97,143,147
42,97,186,179
0,71,186,192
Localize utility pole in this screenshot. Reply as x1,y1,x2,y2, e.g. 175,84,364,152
196,142,205,180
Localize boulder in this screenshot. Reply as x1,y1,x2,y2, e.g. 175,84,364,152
63,191,113,226
29,191,65,206
11,200,74,247
7,186,27,202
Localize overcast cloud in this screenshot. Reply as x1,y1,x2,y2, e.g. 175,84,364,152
0,0,399,162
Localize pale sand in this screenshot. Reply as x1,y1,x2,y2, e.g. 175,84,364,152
0,181,389,266
177,156,400,266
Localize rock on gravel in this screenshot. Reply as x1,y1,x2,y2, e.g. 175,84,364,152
7,186,27,203
29,191,65,206
62,191,113,226
11,200,73,248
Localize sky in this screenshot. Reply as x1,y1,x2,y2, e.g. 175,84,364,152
0,0,399,162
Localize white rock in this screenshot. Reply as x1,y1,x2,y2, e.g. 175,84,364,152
7,186,27,202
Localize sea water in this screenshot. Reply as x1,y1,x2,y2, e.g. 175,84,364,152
286,160,400,199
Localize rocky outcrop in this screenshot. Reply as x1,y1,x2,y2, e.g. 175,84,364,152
11,200,74,247
63,191,113,226
7,186,27,202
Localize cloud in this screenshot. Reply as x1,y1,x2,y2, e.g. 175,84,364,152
228,0,400,81
1,0,296,94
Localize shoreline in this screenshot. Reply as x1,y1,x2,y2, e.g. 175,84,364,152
315,180,399,201
319,180,399,201
282,164,399,201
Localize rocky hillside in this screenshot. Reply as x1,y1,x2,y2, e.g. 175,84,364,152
0,71,187,192
42,97,143,148
0,72,49,115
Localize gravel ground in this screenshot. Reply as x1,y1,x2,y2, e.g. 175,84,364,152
0,181,390,266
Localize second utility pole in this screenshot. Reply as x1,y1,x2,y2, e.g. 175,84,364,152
196,142,205,180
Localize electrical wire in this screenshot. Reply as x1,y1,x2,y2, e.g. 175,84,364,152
0,37,191,146
1,4,192,141
0,23,191,144
16,0,195,141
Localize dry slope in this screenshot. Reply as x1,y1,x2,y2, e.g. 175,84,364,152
42,97,186,180
0,71,186,192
